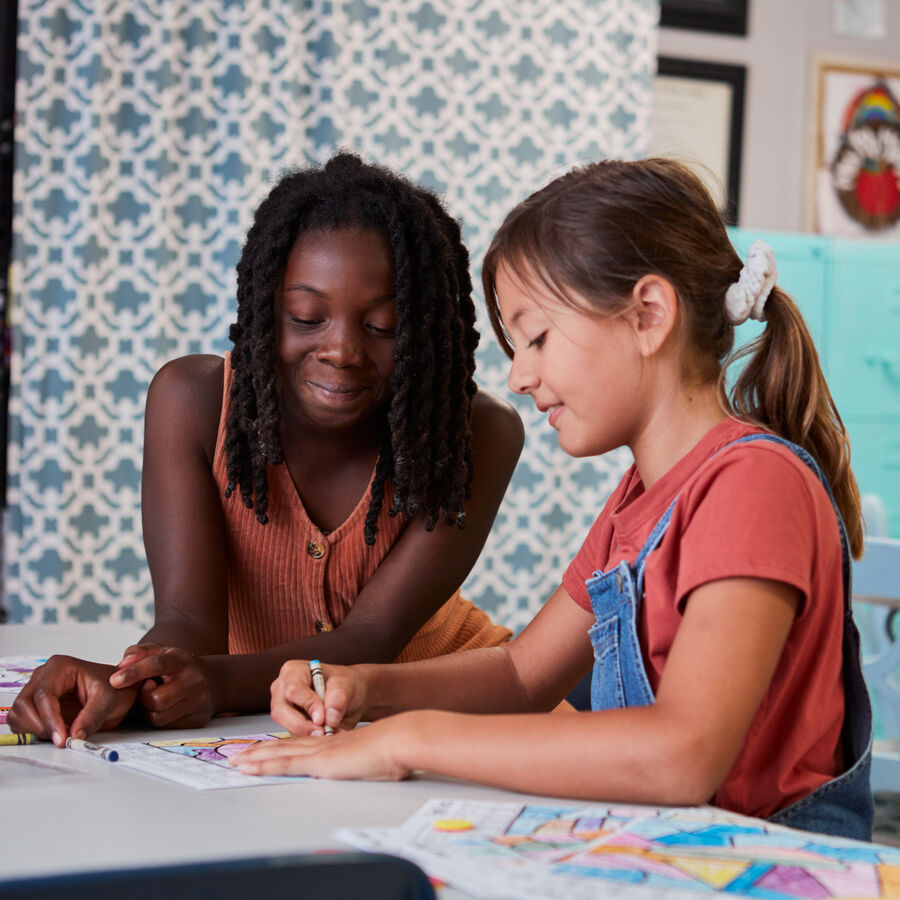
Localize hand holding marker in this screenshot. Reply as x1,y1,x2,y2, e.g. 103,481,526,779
309,660,335,735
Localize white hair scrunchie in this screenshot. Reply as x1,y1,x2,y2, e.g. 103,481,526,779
724,240,778,325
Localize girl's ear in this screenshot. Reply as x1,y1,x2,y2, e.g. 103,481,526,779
628,274,678,358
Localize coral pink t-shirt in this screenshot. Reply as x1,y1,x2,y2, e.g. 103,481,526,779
563,417,845,819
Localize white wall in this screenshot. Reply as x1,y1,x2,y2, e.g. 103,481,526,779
658,0,900,231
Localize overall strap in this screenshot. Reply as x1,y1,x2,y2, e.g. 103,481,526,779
633,498,678,596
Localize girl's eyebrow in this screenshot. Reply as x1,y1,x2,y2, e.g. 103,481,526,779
509,306,539,329
283,283,396,305
283,282,326,296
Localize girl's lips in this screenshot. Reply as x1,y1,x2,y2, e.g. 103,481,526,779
306,381,370,403
547,404,564,427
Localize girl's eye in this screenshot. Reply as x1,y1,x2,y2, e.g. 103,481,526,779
367,323,396,337
527,332,546,349
291,317,322,327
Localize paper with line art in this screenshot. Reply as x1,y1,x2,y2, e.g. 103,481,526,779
115,732,312,790
0,657,47,693
336,798,900,899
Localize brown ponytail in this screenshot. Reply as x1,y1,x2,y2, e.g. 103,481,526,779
483,157,863,558
729,288,863,557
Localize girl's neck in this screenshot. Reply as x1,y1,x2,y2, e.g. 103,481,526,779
630,380,727,489
280,414,383,462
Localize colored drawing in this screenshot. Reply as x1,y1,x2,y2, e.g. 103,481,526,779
115,731,311,790
0,707,10,724
0,657,47,693
149,733,288,768
434,820,475,833
337,799,900,900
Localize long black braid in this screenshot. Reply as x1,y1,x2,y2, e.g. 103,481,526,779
225,152,479,545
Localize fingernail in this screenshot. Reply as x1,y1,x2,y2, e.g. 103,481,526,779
311,729,324,737
52,730,62,746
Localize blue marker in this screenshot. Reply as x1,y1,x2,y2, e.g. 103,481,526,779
65,737,119,762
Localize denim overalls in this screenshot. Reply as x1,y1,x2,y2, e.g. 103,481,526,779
586,434,873,840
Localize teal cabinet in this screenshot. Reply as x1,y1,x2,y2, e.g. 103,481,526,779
729,229,900,537
828,242,900,420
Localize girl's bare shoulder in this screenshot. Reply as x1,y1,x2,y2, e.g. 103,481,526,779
145,355,225,461
471,388,524,452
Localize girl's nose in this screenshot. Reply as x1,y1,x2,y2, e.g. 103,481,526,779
317,324,365,367
507,352,537,395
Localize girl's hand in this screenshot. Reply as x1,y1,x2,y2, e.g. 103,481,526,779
270,660,368,736
109,643,217,729
231,715,413,781
7,656,140,745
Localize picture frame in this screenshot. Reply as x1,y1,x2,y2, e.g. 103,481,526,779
660,0,749,36
808,54,900,236
651,57,747,224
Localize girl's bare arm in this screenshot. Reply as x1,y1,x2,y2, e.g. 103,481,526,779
238,577,799,806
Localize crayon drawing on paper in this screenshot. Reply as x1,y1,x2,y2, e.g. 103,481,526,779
0,657,47,692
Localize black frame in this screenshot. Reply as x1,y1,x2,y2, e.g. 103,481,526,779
660,0,748,35
0,0,15,624
656,56,746,225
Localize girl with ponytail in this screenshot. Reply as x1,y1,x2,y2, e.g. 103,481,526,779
236,158,873,842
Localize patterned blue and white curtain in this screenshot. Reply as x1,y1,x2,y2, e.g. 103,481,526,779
5,0,658,631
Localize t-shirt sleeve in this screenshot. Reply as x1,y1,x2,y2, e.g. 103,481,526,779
561,470,634,612
674,445,828,614
563,517,606,612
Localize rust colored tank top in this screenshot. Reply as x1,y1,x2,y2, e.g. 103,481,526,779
213,355,511,659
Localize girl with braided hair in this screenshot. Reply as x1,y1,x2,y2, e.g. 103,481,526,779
10,153,522,740
234,158,872,840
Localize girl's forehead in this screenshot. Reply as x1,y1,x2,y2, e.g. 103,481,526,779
289,226,389,255
496,261,573,319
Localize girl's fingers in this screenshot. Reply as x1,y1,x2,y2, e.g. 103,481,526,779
29,663,85,745
232,736,314,765
322,681,351,729
115,643,155,668
109,647,185,687
139,677,185,712
142,695,196,728
232,737,332,776
69,675,139,739
270,676,325,733
31,689,69,746
232,725,406,782
268,664,362,736
270,699,322,736
68,698,117,741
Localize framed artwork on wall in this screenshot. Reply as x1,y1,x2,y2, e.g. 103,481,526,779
810,54,900,238
651,56,746,224
660,0,748,35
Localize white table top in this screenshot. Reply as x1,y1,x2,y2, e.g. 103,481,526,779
0,624,569,885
